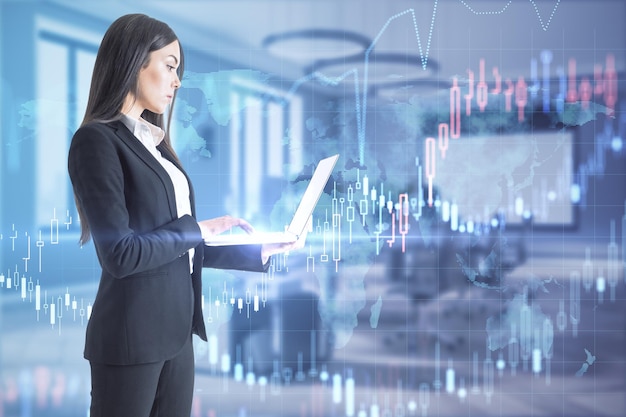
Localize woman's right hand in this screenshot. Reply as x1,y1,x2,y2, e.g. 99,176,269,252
198,215,255,239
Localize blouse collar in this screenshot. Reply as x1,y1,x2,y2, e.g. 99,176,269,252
119,113,165,147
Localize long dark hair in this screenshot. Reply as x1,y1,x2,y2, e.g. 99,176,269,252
76,13,185,245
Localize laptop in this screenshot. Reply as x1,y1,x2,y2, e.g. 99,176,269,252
204,154,339,246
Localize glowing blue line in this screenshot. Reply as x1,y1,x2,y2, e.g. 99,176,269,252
361,6,438,163
284,5,439,165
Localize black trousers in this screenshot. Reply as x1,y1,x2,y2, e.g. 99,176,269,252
89,336,194,417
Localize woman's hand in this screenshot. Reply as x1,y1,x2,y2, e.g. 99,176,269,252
260,220,310,264
198,215,254,239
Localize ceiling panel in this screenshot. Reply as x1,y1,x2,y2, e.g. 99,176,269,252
49,0,626,85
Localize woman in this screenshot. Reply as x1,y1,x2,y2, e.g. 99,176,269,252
67,13,302,416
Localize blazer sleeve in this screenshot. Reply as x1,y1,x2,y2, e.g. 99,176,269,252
202,244,270,273
68,123,203,278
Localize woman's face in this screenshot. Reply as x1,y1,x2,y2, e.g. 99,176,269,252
126,40,181,118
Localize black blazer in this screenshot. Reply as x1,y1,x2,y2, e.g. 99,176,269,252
68,120,268,366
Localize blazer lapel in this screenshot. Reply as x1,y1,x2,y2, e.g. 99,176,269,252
109,120,179,217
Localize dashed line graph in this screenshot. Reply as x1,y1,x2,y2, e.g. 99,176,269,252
459,0,561,31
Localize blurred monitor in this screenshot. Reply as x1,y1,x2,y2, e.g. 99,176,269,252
432,129,576,228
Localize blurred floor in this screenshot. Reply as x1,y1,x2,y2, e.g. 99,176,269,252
1,238,624,417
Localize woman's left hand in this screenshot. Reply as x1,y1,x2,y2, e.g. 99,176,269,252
260,220,310,264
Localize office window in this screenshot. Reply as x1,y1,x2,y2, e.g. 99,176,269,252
34,16,98,227
228,77,303,219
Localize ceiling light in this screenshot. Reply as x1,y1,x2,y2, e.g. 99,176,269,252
305,52,440,87
262,29,372,65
